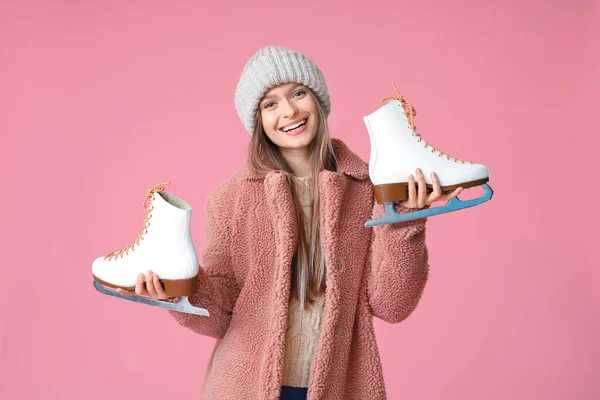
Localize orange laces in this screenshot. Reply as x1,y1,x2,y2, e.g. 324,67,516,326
104,182,171,261
381,83,471,164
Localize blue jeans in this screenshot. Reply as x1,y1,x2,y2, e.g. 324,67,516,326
280,385,308,400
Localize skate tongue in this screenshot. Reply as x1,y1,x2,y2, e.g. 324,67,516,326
143,182,170,208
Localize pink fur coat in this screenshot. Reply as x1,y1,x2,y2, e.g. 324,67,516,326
169,138,430,399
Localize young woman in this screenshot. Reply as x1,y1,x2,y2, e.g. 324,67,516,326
120,46,461,400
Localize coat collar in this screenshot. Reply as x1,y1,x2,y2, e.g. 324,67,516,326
241,137,369,181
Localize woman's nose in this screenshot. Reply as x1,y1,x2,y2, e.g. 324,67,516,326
280,99,298,117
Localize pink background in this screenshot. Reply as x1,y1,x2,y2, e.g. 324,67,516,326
1,0,598,398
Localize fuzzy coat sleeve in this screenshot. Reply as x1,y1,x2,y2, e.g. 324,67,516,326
366,199,430,323
168,189,240,339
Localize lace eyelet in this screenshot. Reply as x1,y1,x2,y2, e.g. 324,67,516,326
106,182,169,261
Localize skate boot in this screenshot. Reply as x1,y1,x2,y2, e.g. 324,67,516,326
92,182,209,316
364,84,493,227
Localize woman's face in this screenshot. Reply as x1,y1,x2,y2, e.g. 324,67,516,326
259,82,318,151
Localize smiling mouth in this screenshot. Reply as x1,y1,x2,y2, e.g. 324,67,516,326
280,118,308,133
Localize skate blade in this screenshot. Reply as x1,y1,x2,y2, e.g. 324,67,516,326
365,183,493,227
93,280,210,316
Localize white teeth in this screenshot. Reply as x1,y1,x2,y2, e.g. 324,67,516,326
282,119,306,132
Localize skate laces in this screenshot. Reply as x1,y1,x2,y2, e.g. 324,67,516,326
104,182,171,261
381,83,472,164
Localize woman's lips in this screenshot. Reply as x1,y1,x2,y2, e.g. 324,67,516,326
280,118,308,136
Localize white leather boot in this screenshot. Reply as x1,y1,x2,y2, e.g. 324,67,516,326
363,84,493,226
92,182,209,316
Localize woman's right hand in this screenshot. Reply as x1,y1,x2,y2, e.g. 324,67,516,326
116,270,177,302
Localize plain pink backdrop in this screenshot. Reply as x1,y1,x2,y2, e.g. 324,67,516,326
1,0,598,399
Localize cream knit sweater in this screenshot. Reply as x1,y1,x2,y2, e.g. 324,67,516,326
282,176,326,388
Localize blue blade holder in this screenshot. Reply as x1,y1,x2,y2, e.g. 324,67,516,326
365,183,494,227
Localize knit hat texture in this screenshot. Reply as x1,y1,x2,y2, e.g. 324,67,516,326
235,46,331,135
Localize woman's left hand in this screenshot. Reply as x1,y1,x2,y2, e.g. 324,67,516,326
398,168,463,209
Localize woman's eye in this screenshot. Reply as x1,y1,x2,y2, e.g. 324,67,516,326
264,91,304,108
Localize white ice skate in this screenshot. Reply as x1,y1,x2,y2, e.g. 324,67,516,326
364,84,493,227
92,182,209,316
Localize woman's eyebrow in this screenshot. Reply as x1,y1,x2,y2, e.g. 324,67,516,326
262,84,304,101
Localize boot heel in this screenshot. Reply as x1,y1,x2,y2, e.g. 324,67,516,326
161,275,198,297
374,182,409,203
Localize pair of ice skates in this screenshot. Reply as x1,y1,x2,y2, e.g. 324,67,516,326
92,84,493,315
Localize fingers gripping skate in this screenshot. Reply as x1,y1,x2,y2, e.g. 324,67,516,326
365,183,493,227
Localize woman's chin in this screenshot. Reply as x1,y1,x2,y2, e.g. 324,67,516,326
283,131,316,146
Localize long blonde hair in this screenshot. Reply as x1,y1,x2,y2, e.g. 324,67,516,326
247,88,338,310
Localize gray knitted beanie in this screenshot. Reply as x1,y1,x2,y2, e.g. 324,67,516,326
235,46,331,135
